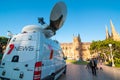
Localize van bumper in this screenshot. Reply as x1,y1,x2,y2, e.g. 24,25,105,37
0,77,10,80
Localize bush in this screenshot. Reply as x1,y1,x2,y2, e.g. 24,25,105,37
107,60,112,66
114,58,120,67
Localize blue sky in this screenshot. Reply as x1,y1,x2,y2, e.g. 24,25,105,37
0,0,120,43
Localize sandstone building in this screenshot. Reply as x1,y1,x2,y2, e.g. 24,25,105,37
60,34,91,61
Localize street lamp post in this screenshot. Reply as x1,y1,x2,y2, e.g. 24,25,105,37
108,44,115,67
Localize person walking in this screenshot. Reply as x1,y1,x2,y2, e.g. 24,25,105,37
94,58,98,70
90,58,97,76
86,61,90,69
99,59,103,70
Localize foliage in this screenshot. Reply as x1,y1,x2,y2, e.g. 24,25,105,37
90,39,120,67
115,64,120,67
0,36,8,45
114,58,120,67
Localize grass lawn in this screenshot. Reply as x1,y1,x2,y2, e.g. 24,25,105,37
66,59,88,65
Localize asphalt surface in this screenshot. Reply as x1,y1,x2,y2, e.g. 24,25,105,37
58,63,120,80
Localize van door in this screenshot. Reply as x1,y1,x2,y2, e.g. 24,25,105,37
0,34,37,80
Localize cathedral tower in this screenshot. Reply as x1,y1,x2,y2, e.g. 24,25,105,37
73,34,82,60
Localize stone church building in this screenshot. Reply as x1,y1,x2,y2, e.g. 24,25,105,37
60,34,91,61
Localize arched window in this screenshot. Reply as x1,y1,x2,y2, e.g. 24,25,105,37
66,47,67,50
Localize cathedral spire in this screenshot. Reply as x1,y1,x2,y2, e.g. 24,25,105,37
110,19,120,41
110,19,117,37
105,25,110,39
78,34,81,42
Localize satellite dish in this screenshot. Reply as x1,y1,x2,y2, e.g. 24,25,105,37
45,1,67,34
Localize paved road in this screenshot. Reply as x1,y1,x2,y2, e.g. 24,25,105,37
58,63,120,80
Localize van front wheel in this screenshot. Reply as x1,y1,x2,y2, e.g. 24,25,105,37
50,73,55,80
63,66,67,74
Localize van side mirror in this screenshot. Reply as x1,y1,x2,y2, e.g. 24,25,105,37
63,56,67,60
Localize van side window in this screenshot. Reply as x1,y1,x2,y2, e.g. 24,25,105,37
11,55,19,62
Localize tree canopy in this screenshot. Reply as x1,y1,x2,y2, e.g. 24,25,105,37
0,36,8,45
90,39,120,66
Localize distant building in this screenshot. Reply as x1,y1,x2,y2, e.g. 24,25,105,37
60,34,91,61
106,20,120,41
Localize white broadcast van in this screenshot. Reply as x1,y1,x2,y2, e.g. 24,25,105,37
0,1,67,80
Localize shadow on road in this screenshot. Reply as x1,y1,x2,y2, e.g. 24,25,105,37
58,63,120,80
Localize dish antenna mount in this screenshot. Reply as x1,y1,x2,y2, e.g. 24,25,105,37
38,1,67,35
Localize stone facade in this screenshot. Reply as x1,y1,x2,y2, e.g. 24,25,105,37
60,34,91,61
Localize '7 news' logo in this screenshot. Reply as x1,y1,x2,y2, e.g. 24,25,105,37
8,44,34,52
15,46,34,51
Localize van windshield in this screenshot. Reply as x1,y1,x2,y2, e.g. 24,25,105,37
2,33,37,62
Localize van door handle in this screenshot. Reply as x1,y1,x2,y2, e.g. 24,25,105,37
13,68,20,71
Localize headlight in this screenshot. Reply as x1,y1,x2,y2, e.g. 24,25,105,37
19,72,24,79
2,70,6,76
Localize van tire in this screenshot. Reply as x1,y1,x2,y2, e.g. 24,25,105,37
63,66,67,74
50,73,55,80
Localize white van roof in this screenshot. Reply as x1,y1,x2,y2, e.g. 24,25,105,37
22,25,42,33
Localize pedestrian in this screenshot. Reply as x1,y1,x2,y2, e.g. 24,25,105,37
86,61,90,69
94,58,98,70
90,58,97,76
99,59,103,70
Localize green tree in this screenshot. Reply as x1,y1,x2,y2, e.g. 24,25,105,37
90,39,120,66
0,36,8,59
0,36,8,45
